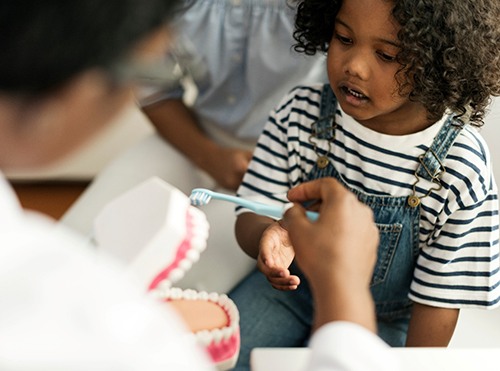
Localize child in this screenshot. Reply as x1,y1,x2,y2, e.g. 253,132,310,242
229,0,500,368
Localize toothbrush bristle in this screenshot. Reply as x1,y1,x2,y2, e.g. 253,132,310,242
189,191,211,206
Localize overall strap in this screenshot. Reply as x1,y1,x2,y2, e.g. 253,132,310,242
314,84,338,140
416,116,464,182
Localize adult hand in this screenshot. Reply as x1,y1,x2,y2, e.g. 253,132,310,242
284,178,378,286
256,221,300,291
282,178,379,332
202,146,253,191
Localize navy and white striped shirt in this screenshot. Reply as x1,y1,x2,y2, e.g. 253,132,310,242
237,84,500,309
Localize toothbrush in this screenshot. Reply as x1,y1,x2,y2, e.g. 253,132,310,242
189,188,318,221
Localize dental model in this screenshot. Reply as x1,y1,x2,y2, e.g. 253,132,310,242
154,288,240,370
93,177,209,289
93,177,240,370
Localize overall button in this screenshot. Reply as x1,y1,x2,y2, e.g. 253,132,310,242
407,195,420,208
317,156,329,169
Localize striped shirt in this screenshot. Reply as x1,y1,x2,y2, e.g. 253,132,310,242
236,84,500,309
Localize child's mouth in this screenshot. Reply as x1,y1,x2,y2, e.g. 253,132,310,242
342,86,368,100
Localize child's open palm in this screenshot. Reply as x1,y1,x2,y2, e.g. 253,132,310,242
257,221,301,290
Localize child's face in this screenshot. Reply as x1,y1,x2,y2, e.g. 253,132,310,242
327,0,429,135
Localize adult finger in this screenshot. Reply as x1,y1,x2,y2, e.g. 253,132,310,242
287,178,346,205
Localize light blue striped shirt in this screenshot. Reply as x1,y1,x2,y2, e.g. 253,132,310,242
139,0,327,141
237,84,500,309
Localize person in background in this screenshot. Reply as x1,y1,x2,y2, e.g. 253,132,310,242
0,1,398,371
230,0,500,368
60,0,327,294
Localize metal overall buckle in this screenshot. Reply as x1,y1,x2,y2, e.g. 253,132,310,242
309,116,336,169
408,148,445,208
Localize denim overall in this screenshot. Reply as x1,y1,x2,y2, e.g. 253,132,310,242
229,85,463,370
307,84,463,345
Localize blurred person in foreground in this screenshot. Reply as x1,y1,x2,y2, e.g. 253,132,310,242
0,1,396,370
0,1,213,370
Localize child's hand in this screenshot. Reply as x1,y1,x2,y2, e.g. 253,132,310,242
257,221,300,291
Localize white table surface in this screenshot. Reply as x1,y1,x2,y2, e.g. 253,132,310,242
251,347,500,371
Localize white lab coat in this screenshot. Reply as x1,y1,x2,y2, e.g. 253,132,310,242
307,322,399,371
0,174,213,371
0,174,397,371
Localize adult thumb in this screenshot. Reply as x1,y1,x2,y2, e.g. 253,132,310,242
282,203,312,237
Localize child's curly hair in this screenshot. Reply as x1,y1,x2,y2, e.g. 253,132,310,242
293,0,500,127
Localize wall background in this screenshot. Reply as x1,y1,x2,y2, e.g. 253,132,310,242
482,97,500,179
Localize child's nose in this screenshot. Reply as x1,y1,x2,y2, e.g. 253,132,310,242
343,49,371,80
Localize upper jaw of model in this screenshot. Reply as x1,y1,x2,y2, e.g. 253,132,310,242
93,177,240,370
93,176,209,289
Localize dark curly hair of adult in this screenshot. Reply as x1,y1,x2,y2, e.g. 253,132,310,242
293,0,500,127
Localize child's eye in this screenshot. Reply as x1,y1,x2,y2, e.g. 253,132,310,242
335,33,352,45
377,51,396,62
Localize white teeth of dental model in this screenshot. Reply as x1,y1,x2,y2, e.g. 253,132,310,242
208,292,220,302
186,249,201,262
168,268,185,283
189,210,208,245
179,259,193,271
154,287,240,347
144,204,210,290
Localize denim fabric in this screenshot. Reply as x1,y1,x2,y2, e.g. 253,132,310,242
309,83,419,321
229,264,314,371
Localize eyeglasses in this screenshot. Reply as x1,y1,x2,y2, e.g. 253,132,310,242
110,56,183,91
109,38,208,91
